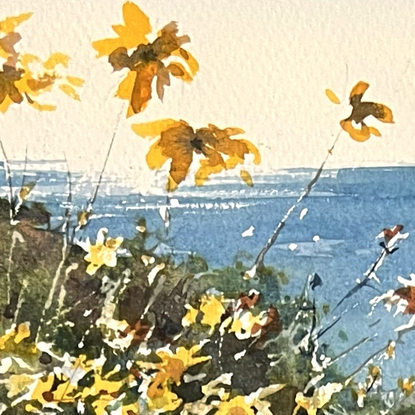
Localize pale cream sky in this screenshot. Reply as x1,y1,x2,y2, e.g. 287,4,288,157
1,0,415,192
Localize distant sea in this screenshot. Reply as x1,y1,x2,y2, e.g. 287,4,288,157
2,162,415,381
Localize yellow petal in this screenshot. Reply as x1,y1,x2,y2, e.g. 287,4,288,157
0,96,14,113
126,104,135,118
167,175,178,192
132,119,181,138
215,396,256,415
350,81,369,98
167,62,192,82
183,50,199,75
19,53,41,66
29,101,57,112
0,13,33,34
43,52,69,69
240,170,254,187
146,139,169,169
225,155,244,169
195,160,225,186
19,182,35,200
340,120,371,142
224,127,245,136
14,322,30,344
325,88,341,104
200,295,225,333
86,263,100,275
116,70,136,101
377,104,394,123
239,139,261,164
66,76,85,87
171,49,199,76
59,83,81,101
369,126,381,137
25,404,39,413
92,1,152,57
182,305,199,327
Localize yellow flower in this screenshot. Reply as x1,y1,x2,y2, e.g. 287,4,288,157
215,396,256,415
78,228,123,275
352,383,366,408
199,294,226,334
230,310,267,340
294,383,342,415
0,53,84,113
146,374,182,412
132,119,260,191
326,81,394,142
92,2,198,116
182,304,199,327
142,344,210,412
0,322,35,353
156,344,211,384
214,385,284,415
385,340,396,360
0,10,83,113
398,376,415,396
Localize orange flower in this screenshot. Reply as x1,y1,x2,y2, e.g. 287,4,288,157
132,119,261,191
336,81,394,142
92,2,198,117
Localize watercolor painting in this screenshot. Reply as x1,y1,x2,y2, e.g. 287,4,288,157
1,1,415,414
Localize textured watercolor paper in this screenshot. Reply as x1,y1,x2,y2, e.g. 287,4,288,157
1,1,415,414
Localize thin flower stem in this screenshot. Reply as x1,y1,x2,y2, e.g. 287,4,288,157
333,248,388,312
5,231,17,306
72,108,124,239
20,146,28,190
88,108,123,209
315,240,396,341
35,158,73,342
330,336,372,366
345,345,385,383
63,154,72,250
0,138,14,221
345,325,415,384
252,130,342,272
35,223,67,343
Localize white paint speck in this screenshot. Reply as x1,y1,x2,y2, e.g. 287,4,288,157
242,226,255,237
289,243,297,251
300,208,308,220
234,350,247,360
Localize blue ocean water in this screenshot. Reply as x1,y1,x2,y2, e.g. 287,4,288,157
3,163,415,382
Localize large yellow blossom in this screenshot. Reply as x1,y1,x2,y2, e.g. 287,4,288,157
92,2,198,116
132,119,260,191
